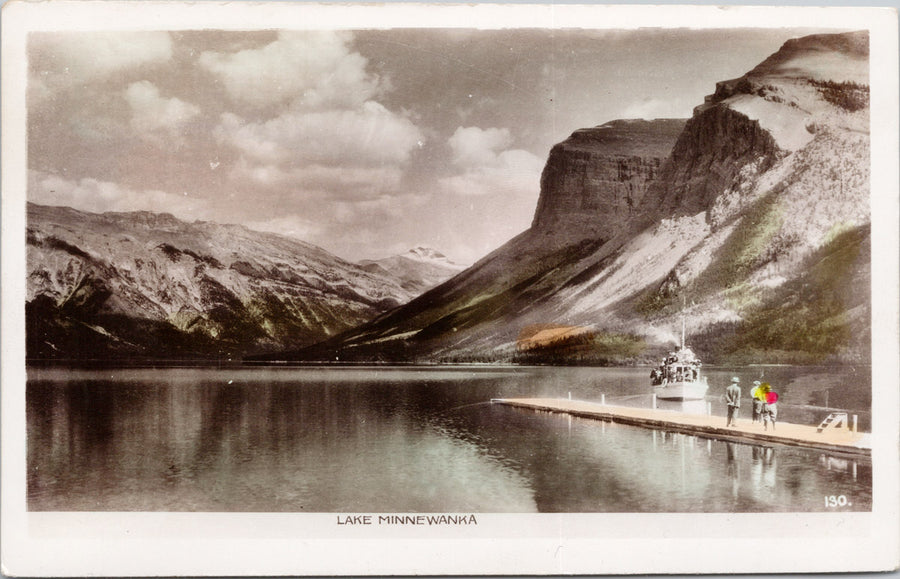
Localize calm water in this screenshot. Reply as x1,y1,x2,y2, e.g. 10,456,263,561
27,365,871,512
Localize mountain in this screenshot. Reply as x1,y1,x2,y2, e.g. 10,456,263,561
281,30,870,365
274,118,688,363
358,247,466,295
26,203,423,360
533,118,687,239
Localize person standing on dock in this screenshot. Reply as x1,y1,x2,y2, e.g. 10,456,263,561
762,386,778,431
724,376,741,427
751,381,765,423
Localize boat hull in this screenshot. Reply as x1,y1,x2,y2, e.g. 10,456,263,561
653,380,708,401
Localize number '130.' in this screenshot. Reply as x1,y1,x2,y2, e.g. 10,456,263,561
825,495,849,507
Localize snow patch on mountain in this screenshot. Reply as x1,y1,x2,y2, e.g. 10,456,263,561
358,246,466,295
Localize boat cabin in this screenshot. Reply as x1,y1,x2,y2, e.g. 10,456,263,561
651,347,701,386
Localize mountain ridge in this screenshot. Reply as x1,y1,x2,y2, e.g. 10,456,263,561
26,202,433,359
275,30,871,365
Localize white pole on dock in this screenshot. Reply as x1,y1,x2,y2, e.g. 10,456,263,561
652,393,657,409
568,391,572,400
852,415,858,432
707,401,712,416
601,393,606,406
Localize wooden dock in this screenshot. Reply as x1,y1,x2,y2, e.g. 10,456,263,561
491,398,871,457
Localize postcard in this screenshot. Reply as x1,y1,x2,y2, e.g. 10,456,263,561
2,1,898,576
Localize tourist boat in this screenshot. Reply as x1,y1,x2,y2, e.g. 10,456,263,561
649,319,708,401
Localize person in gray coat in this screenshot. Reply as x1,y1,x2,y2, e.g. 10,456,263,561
724,376,741,427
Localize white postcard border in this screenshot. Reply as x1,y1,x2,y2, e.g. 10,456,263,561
3,2,898,576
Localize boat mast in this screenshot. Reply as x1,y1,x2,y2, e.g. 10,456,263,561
681,317,685,350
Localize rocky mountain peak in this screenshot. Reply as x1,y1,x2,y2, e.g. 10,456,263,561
747,30,869,83
531,118,686,240
644,30,869,221
283,30,870,367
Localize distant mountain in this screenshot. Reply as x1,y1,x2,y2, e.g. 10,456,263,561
278,30,870,365
26,204,422,360
358,247,466,295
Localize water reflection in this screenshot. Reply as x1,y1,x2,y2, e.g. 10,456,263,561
27,366,871,513
29,375,539,512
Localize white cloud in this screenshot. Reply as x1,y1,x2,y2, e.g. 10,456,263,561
619,97,685,121
244,214,327,242
202,30,426,215
29,171,210,219
125,81,200,142
216,102,422,167
33,32,172,83
332,193,428,225
229,158,405,198
447,126,513,167
199,31,380,109
245,193,428,260
440,127,544,197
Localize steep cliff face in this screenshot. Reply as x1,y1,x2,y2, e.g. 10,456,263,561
533,119,685,239
282,30,870,365
643,106,782,219
551,29,870,362
26,203,420,359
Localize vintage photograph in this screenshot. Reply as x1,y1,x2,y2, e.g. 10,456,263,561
4,2,898,576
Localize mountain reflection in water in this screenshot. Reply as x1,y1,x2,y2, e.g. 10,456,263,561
27,366,871,512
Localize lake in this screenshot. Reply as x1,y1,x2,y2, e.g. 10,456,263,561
27,365,871,512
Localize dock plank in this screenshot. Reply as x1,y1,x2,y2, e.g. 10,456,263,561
492,398,870,457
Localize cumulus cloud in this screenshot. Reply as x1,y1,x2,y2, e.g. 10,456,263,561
204,31,424,203
244,214,327,242
125,81,201,143
29,171,210,219
448,126,513,166
619,97,685,121
216,101,422,166
199,31,381,109
440,126,544,197
31,31,172,85
248,193,428,259
332,193,428,225
229,158,405,199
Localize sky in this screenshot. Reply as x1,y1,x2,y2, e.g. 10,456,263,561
28,27,825,265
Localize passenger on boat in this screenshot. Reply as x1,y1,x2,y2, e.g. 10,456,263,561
666,364,677,383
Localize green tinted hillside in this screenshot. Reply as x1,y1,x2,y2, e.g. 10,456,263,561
694,224,870,364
